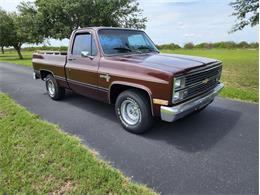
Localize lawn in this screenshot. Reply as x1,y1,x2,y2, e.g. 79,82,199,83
0,50,33,67
0,48,258,102
0,93,155,194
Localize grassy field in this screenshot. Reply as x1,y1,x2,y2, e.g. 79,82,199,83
0,49,258,102
0,50,33,67
0,93,155,194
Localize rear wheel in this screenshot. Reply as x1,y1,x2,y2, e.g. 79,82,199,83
115,89,153,134
45,74,65,100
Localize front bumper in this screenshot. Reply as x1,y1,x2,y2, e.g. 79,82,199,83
33,71,40,80
160,83,224,122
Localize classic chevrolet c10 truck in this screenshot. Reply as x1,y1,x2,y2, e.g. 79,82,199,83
32,27,224,134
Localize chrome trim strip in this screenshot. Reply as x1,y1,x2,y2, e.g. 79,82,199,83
55,75,66,81
67,78,108,92
162,83,224,122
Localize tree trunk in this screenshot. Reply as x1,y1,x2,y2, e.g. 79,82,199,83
1,46,4,54
15,47,23,59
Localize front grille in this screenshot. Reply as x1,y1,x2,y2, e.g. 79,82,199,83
187,78,217,97
173,63,222,103
186,65,221,86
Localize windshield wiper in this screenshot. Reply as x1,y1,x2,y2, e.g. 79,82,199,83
137,46,156,52
113,47,133,52
113,47,143,54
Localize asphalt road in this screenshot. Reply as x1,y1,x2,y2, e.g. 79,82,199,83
0,62,258,194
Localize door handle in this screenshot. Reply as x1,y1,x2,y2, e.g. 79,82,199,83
68,58,76,61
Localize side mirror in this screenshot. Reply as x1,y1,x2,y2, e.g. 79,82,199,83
81,51,94,60
81,51,90,57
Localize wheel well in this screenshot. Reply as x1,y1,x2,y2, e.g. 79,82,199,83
40,70,53,80
110,84,151,105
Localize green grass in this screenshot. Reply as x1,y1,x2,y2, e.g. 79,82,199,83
0,50,33,67
161,49,259,103
0,48,258,102
0,93,155,194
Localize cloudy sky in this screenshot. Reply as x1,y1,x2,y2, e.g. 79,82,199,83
0,0,258,46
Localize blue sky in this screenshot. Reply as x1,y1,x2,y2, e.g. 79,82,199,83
0,0,258,46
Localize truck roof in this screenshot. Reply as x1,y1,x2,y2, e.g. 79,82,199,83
75,26,144,32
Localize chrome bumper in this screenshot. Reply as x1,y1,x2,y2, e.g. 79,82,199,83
33,71,40,80
160,83,224,122
33,72,37,79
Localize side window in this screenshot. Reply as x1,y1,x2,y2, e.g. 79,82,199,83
72,33,97,56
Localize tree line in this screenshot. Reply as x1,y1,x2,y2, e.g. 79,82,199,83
157,41,259,50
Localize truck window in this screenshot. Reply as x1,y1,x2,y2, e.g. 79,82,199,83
72,33,97,56
128,34,147,47
98,29,158,55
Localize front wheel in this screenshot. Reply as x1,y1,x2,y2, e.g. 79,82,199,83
45,74,65,100
115,89,153,134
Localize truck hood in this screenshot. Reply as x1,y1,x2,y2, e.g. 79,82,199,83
107,53,220,74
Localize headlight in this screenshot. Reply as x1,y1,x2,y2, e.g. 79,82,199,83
172,90,188,102
174,77,185,90
173,91,181,102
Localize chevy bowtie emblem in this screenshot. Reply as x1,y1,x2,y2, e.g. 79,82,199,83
202,78,209,84
100,73,111,82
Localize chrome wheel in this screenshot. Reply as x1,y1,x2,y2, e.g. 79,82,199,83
120,99,141,125
47,79,55,97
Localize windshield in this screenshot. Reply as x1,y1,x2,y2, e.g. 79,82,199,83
98,29,159,55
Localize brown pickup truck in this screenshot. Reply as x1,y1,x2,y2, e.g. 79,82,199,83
33,27,224,134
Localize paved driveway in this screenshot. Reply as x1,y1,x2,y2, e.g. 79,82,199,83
0,63,258,194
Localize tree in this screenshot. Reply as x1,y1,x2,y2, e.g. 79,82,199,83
0,6,44,59
0,8,14,54
19,0,147,40
230,0,259,32
157,43,181,50
184,42,194,49
237,41,250,48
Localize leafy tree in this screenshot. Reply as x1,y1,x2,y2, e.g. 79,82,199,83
0,8,14,54
195,42,213,49
157,43,181,50
19,0,147,40
184,42,194,49
0,6,44,59
230,0,259,32
249,42,259,48
237,41,250,48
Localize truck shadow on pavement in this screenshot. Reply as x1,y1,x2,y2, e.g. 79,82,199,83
63,91,241,153
145,106,241,153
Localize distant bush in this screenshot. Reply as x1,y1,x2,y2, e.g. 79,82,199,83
184,42,194,49
22,46,68,51
156,43,181,50
249,42,259,48
212,41,237,49
195,42,213,49
157,41,258,50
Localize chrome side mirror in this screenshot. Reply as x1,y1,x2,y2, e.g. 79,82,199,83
81,51,90,57
81,51,94,60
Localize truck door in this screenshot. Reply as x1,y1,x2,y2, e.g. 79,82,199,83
65,30,100,99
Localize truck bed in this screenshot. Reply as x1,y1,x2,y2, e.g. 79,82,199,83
32,51,68,87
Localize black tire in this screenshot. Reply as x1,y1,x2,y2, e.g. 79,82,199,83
115,89,153,134
45,74,65,100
